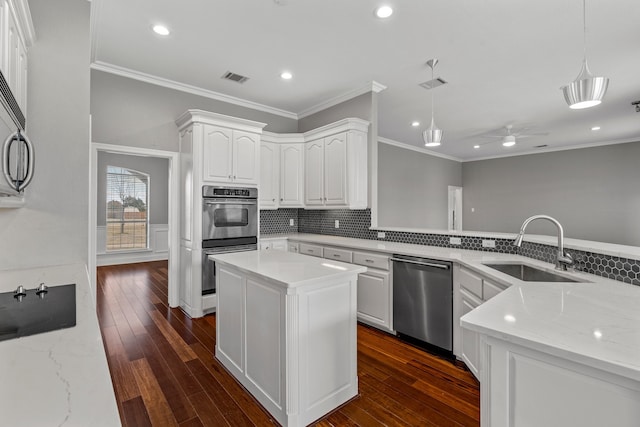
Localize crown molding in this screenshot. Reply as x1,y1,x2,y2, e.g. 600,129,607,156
378,136,462,162
297,81,387,119
90,61,299,120
12,0,35,46
462,137,640,162
175,109,267,132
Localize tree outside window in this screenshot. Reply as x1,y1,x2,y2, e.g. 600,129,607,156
106,166,149,250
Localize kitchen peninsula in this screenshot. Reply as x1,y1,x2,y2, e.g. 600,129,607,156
211,250,366,427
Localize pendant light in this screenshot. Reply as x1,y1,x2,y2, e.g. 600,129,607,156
423,59,443,147
561,0,609,109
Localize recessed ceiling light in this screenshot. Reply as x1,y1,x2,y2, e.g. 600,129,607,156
375,6,393,18
473,145,480,149
152,24,170,36
411,121,420,127
280,71,293,80
591,126,601,131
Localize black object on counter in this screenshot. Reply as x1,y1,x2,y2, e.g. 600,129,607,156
0,284,76,342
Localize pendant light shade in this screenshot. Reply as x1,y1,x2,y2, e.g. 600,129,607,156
423,59,443,147
562,0,609,109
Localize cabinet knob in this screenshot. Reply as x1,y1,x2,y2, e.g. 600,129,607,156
228,175,231,179
280,198,283,201
272,198,276,202
233,175,236,179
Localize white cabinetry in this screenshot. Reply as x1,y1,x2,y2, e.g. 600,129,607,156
303,119,369,209
203,125,260,185
279,143,305,207
453,265,509,378
259,142,279,209
353,251,392,332
0,0,33,116
260,238,287,251
176,110,266,318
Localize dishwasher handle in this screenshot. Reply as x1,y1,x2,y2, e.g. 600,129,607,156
390,257,450,270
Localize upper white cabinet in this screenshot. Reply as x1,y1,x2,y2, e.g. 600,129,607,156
0,0,34,117
259,141,279,209
202,124,260,185
279,143,304,207
303,119,369,209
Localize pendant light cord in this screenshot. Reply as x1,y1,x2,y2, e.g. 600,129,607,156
431,63,435,122
582,0,587,62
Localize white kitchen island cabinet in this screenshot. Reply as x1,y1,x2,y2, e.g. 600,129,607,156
212,250,366,427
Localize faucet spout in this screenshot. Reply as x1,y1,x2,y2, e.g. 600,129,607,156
513,215,573,271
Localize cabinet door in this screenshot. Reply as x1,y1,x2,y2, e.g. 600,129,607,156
202,125,233,182
323,133,347,206
259,142,279,209
280,144,304,207
233,131,259,184
357,269,391,330
288,242,299,253
461,290,481,378
304,139,324,206
217,266,245,372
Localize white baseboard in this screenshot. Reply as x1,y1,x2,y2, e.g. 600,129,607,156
97,224,169,266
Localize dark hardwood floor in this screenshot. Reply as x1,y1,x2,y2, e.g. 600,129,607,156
97,261,480,426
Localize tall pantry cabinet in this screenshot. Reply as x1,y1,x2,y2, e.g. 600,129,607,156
175,110,266,318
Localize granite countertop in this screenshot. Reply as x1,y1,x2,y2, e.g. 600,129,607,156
261,233,640,381
211,249,366,288
0,264,120,427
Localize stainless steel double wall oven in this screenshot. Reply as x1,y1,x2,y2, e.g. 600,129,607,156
201,186,258,295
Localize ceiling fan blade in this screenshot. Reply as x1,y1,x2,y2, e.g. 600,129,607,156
514,132,549,138
480,134,507,138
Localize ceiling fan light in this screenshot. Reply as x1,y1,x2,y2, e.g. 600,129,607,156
502,135,516,147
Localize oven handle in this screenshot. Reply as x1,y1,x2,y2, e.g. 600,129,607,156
204,246,257,255
203,200,257,206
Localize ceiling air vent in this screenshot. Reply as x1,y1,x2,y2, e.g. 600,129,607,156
419,77,447,90
221,71,249,84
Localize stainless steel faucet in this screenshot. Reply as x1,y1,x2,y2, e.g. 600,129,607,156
513,215,574,270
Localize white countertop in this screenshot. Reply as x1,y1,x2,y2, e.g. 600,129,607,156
263,233,640,381
211,249,366,288
0,264,121,427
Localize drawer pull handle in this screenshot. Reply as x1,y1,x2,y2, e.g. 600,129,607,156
365,259,374,263
333,254,340,257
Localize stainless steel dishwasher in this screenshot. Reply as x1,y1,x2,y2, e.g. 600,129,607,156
392,254,453,354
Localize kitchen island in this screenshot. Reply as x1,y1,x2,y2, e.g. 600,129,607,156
211,250,366,427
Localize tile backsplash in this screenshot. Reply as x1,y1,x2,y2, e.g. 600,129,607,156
260,208,640,286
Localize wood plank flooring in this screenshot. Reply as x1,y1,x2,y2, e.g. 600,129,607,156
97,261,480,426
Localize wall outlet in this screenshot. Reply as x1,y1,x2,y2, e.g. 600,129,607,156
482,239,496,248
377,232,386,239
289,218,294,226
450,237,462,245
334,220,339,228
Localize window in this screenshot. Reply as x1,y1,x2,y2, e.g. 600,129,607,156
106,166,149,251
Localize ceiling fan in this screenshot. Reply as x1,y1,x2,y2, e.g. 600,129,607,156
476,125,549,148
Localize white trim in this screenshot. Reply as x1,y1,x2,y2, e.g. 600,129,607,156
297,81,387,119
261,131,305,144
303,117,370,141
97,224,169,266
175,109,267,133
11,0,35,46
89,0,102,63
462,137,640,162
378,136,462,162
90,142,180,308
90,61,299,120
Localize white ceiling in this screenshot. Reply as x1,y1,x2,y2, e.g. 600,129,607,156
91,0,640,160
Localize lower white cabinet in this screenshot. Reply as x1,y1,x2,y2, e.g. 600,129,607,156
356,268,392,332
288,242,299,253
454,265,509,379
260,238,287,251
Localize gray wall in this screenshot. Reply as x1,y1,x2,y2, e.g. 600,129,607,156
297,93,374,132
462,141,640,246
0,0,90,270
378,142,462,229
90,71,299,151
97,152,169,226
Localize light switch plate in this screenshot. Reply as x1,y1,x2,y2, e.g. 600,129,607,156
450,237,462,245
334,220,339,228
377,232,386,239
482,239,496,248
289,219,294,226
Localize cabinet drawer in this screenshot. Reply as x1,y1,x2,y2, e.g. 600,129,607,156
323,247,353,263
353,252,389,271
299,243,323,258
459,267,483,299
288,242,299,253
483,279,507,301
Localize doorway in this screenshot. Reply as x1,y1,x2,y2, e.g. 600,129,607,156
448,186,463,231
89,142,180,307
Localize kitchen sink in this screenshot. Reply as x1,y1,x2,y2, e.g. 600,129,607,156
483,263,581,282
